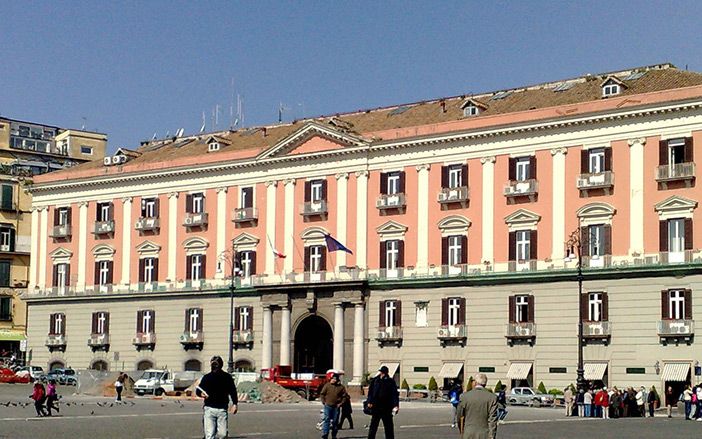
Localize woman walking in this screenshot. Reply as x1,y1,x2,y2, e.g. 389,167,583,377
665,386,675,418
30,381,47,417
115,372,125,402
46,379,60,416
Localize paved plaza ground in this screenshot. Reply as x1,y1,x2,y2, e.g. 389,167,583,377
0,383,699,438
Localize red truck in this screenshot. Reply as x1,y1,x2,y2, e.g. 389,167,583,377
261,365,343,400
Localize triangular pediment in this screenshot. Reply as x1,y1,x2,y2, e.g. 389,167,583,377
600,75,627,89
460,98,488,110
232,232,260,247
49,247,73,259
257,122,368,160
376,220,408,236
135,240,161,254
655,196,697,214
576,202,616,220
206,135,231,146
504,209,541,225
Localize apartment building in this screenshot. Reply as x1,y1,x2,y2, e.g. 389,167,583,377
22,64,702,395
0,118,106,359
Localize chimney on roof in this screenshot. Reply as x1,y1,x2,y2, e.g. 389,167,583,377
439,100,446,113
262,127,268,137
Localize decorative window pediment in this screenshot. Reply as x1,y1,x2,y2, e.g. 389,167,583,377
135,240,161,258
206,135,230,153
460,98,487,117
301,226,329,246
49,247,72,264
576,202,616,225
655,196,697,219
183,237,209,255
257,122,368,160
505,209,541,231
376,220,408,241
437,215,471,236
600,76,627,98
232,232,260,251
92,244,115,261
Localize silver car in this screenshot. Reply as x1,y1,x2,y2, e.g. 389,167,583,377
507,387,555,407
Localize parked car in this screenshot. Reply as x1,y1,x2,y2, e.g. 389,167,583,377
506,387,555,407
41,368,77,385
15,366,44,382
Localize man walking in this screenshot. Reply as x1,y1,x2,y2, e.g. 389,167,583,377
366,366,399,439
319,373,348,439
196,356,238,439
564,386,574,416
457,373,498,439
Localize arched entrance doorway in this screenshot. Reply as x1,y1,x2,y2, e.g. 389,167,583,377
234,359,254,372
91,360,109,371
294,315,333,374
49,360,65,371
136,360,154,371
184,359,202,371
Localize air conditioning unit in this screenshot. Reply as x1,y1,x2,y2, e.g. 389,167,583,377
111,155,121,165
590,325,603,336
103,157,112,166
179,334,190,342
184,217,193,225
448,190,458,200
438,328,449,337
0,244,9,252
377,331,388,339
671,325,689,334
517,326,530,336
387,196,399,206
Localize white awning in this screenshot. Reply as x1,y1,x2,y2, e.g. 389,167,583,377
379,362,400,378
438,362,464,379
661,363,691,382
584,362,608,380
506,362,533,380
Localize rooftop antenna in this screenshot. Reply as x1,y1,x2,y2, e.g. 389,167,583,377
200,111,206,133
152,132,157,140
81,117,87,130
176,128,184,137
278,102,290,123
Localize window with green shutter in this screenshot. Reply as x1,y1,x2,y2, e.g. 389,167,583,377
0,297,10,320
0,185,13,210
0,261,10,287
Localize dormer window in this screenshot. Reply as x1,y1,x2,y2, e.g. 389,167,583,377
205,136,229,153
600,77,626,98
208,142,220,152
463,104,479,117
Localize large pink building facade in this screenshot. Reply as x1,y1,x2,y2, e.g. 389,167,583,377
23,64,702,391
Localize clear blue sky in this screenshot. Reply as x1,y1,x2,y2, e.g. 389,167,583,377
1,1,701,152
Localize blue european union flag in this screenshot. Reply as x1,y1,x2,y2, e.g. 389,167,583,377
324,233,353,254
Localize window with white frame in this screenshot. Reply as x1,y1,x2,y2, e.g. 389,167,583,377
448,235,463,266
669,290,685,320
668,218,685,253
93,311,108,334
240,187,253,209
516,295,529,323
140,310,154,333
386,240,400,269
602,83,620,97
589,148,605,174
57,207,70,226
515,157,530,181
191,193,204,214
448,298,461,326
0,227,13,249
143,257,157,283
56,264,68,287
385,300,398,327
142,198,157,218
309,245,323,272
310,180,323,203
98,203,111,222
448,166,463,188
98,261,111,286
239,250,254,277
463,104,479,117
668,138,686,165
187,308,202,332
50,313,65,335
387,173,401,195
589,225,605,257
516,230,531,261
238,306,251,331
588,292,603,321
190,254,204,281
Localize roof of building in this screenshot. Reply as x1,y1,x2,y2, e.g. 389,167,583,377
35,63,702,184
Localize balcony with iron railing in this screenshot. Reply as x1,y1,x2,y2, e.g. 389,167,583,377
301,201,328,216
437,186,469,204
183,212,208,228
582,321,611,339
87,333,110,350
232,207,258,223
656,162,695,182
376,326,403,345
658,319,694,337
45,334,67,350
132,332,157,347
93,220,115,235
659,250,694,264
506,322,536,345
180,330,204,348
508,260,538,272
577,171,614,190
437,324,467,346
232,329,254,345
50,224,72,239
376,193,407,210
135,217,160,231
503,179,538,198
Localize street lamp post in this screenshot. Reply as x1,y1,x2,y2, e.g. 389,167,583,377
566,228,586,393
226,243,240,374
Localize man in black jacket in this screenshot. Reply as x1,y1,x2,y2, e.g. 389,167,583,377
196,356,238,439
366,366,399,439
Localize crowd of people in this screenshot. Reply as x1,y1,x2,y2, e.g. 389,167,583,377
29,380,60,417
564,386,660,418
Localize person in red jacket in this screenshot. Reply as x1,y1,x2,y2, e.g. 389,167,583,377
598,388,610,419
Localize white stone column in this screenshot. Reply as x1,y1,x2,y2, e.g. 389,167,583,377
121,197,132,286
215,187,228,280
355,171,369,269
283,179,295,273
333,303,345,371
335,173,349,269
77,201,88,291
262,305,273,370
480,157,496,265
351,302,365,384
265,181,278,275
38,207,48,289
551,148,567,263
28,208,39,291
628,138,646,255
279,306,291,366
416,164,430,271
167,192,179,282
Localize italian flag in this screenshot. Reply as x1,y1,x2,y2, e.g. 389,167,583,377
268,236,286,259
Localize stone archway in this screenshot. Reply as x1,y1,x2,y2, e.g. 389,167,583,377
184,359,202,371
49,360,65,371
136,360,154,371
90,360,109,371
294,315,333,375
234,359,254,372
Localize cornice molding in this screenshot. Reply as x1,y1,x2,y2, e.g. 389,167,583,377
550,147,568,156
628,137,647,147
480,156,496,165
